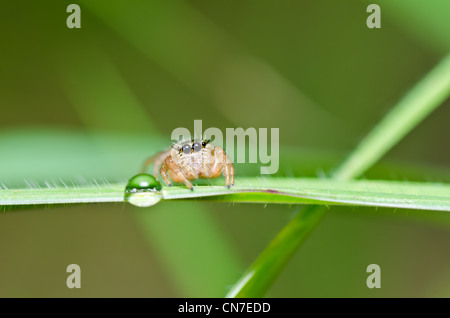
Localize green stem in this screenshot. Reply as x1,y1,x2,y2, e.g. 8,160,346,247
333,54,450,181
226,205,325,298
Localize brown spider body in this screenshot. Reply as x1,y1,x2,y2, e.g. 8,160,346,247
142,140,234,190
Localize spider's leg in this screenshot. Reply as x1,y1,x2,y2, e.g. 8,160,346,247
141,150,170,178
166,157,194,191
159,159,173,187
213,147,234,188
206,148,222,177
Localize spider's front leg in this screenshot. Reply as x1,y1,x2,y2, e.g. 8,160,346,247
162,156,194,191
141,150,170,178
210,147,234,188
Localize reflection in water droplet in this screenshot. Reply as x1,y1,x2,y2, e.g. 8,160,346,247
125,173,162,207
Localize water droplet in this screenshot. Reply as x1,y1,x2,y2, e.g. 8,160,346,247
125,173,162,207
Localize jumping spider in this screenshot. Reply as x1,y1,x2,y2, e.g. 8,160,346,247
142,140,235,190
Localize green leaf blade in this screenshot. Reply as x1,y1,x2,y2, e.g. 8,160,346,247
2,178,449,212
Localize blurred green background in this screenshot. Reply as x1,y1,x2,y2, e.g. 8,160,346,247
0,0,449,297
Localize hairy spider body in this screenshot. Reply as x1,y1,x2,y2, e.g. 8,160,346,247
142,140,235,190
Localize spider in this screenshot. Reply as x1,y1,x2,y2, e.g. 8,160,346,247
142,139,235,190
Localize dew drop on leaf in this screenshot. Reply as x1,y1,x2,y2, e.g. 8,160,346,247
124,173,162,207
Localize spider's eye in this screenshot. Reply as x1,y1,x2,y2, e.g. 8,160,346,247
182,144,191,154
192,142,202,152
202,141,206,147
